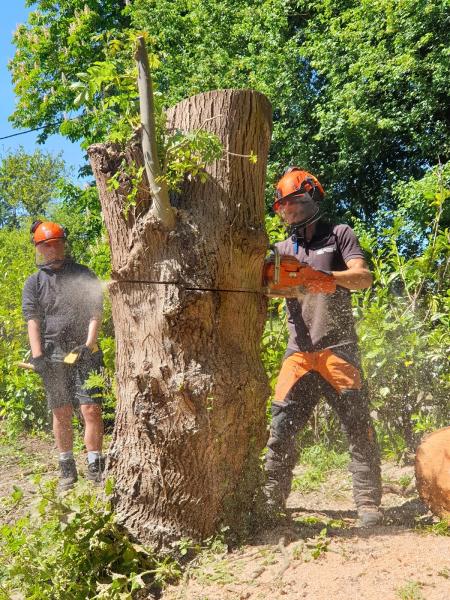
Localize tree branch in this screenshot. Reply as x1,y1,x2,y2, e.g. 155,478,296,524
135,36,175,229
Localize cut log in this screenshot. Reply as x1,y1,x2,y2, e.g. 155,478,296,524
415,426,450,522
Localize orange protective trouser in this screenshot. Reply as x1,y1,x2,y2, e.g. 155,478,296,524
274,348,361,402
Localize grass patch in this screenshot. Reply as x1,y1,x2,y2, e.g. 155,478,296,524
396,580,425,600
417,519,450,536
292,444,349,493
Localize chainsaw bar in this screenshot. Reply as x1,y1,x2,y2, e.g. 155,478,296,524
110,279,263,294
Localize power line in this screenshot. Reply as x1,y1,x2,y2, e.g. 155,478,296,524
0,124,59,141
0,115,83,142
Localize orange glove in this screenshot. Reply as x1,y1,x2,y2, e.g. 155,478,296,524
297,265,336,294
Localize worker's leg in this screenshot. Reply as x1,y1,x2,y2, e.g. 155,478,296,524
330,386,381,509
52,404,74,452
326,380,381,524
264,359,321,511
43,362,78,490
320,349,382,524
79,403,104,452
76,348,105,482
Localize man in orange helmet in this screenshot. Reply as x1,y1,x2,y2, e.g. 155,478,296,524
22,221,105,491
264,168,382,527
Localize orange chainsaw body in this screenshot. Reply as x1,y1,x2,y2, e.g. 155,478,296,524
262,251,307,297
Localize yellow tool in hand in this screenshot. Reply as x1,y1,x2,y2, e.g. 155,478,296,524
64,343,99,365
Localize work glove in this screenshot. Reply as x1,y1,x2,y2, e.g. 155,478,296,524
30,355,52,376
297,265,336,294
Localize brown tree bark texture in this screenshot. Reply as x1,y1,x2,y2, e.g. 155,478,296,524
88,89,272,546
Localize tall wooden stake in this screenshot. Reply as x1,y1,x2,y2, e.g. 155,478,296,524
135,36,175,229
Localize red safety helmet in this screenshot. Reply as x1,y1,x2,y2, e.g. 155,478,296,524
273,168,324,213
31,221,67,246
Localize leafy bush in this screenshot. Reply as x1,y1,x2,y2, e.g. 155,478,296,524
0,228,47,434
0,478,181,599
354,164,450,455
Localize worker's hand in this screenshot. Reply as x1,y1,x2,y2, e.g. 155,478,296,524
30,355,51,376
298,265,336,294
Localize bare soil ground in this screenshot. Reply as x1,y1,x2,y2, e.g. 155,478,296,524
163,464,450,600
1,435,449,600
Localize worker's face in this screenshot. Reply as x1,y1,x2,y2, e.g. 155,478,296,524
35,239,66,267
274,194,319,226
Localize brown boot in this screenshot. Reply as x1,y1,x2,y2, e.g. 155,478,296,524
58,458,78,492
357,505,383,527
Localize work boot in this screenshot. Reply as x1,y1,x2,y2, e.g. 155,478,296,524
86,456,105,484
357,505,383,528
58,458,78,492
262,478,288,525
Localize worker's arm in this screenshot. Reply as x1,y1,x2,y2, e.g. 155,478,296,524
332,258,373,291
85,317,101,351
27,319,44,358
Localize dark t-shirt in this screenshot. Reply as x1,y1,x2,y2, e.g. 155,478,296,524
275,221,365,353
22,260,103,357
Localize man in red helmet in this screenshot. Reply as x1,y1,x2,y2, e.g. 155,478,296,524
22,221,105,491
264,168,382,527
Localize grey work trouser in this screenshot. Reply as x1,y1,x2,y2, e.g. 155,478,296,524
265,365,382,509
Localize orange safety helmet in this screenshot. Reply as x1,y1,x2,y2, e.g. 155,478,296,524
31,221,67,246
273,167,324,213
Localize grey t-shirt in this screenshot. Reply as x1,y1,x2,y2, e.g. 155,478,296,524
275,221,365,353
22,260,103,356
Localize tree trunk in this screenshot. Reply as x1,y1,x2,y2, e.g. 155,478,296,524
88,89,272,546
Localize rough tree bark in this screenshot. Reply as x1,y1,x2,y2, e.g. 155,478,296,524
88,89,272,546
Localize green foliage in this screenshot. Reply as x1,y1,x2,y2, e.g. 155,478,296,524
10,1,131,145
396,581,425,600
0,228,47,434
0,147,66,227
10,1,450,217
354,165,450,454
295,0,450,217
161,129,223,192
0,479,181,599
107,161,145,218
417,519,450,537
69,30,144,148
290,527,333,562
292,444,349,493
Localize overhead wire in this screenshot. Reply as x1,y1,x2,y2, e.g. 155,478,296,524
0,115,84,142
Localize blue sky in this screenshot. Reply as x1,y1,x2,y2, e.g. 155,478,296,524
0,3,85,178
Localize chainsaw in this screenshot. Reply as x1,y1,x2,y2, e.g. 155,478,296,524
262,247,336,298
